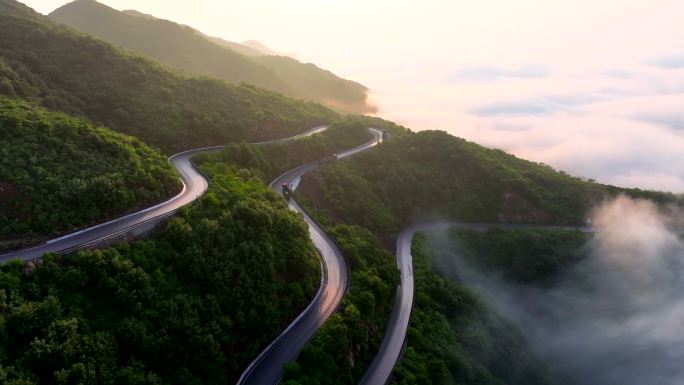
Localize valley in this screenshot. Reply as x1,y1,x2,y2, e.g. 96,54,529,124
1,1,682,385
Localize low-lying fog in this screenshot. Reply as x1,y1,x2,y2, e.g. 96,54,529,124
429,196,684,385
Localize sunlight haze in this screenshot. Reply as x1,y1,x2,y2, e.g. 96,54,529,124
24,0,684,192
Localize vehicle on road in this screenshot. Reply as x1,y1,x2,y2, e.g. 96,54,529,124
318,153,339,165
282,183,291,200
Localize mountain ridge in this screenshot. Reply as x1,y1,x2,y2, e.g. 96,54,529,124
0,1,337,152
50,0,374,113
121,9,270,57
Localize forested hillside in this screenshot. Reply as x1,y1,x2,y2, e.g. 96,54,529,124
391,234,556,385
0,0,33,16
210,124,678,385
195,119,400,385
252,55,374,114
302,130,678,234
1,2,668,385
198,119,374,181
0,98,179,251
198,118,409,180
280,204,399,385
49,0,291,95
0,161,321,385
49,0,373,114
0,1,337,152
446,227,591,284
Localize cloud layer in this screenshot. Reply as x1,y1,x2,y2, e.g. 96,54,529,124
449,65,550,83
368,58,684,192
650,55,684,69
429,196,684,385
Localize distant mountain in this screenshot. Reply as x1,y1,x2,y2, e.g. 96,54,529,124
0,0,35,16
50,0,374,114
121,9,155,20
242,40,281,56
253,55,376,114
204,36,265,57
0,0,337,152
49,0,292,94
121,9,266,57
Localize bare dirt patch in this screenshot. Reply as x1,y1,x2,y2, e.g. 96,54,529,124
498,190,551,223
0,181,17,204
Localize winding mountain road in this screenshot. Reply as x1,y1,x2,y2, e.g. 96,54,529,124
0,119,598,385
0,125,327,263
0,124,387,385
359,221,594,385
237,128,384,385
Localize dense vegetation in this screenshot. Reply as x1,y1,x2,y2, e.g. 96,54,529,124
0,97,179,250
189,114,680,384
304,130,678,234
48,0,290,95
197,119,374,181
0,161,321,385
0,0,33,16
49,0,373,114
1,3,662,384
253,55,373,114
446,227,591,284
214,126,640,384
392,234,554,385
201,123,400,384
282,205,399,385
0,1,337,152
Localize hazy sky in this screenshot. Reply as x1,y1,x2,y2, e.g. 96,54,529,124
24,0,684,192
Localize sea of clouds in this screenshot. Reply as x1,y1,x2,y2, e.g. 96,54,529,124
428,196,684,385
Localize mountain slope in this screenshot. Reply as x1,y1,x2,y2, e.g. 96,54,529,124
303,130,678,233
0,0,34,16
50,0,292,95
0,1,337,152
0,97,180,250
242,40,281,56
50,0,373,113
0,161,321,385
205,125,678,385
254,55,374,114
121,9,268,57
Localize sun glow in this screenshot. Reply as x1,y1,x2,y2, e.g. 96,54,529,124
20,0,684,191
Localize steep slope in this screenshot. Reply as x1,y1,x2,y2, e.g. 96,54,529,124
121,10,267,57
50,0,292,95
0,97,180,250
254,55,375,114
208,37,265,57
120,9,156,20
50,0,373,113
0,1,336,152
0,162,321,385
242,40,281,56
206,125,582,385
208,124,679,384
302,130,678,233
0,0,34,16
391,233,559,385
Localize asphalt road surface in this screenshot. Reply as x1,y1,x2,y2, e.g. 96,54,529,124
0,125,385,385
0,126,328,263
236,128,383,385
358,221,593,385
